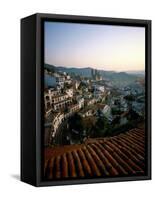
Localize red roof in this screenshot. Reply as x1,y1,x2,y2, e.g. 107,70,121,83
44,125,145,180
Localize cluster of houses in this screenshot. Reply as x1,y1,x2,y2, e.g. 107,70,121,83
44,69,113,145
44,68,145,146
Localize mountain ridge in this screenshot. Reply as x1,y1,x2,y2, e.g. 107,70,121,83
44,63,144,87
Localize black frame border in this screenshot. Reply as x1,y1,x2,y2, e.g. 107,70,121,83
35,13,151,187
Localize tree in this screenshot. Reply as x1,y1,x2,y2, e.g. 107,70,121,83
97,109,102,117
68,113,84,133
94,116,109,137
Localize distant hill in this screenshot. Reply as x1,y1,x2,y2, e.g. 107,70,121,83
125,70,145,78
99,71,138,87
45,64,93,77
44,64,56,72
44,63,139,87
59,67,93,77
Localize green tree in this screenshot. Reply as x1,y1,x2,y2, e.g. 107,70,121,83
68,113,84,133
95,116,109,137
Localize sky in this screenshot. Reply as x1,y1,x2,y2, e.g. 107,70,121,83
44,21,145,72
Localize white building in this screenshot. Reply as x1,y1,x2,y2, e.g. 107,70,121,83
69,104,80,113
51,112,64,137
85,98,96,106
52,94,72,111
99,104,111,119
93,84,105,100
44,88,60,110
66,75,70,79
93,85,105,93
73,80,80,90
65,88,73,98
56,76,65,88
77,97,84,108
53,72,61,77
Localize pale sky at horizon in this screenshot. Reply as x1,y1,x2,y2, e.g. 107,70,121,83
44,21,145,72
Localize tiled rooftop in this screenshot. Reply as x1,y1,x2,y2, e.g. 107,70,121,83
44,126,145,180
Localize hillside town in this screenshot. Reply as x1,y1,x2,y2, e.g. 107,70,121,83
44,66,145,147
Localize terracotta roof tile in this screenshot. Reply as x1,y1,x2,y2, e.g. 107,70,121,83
44,126,145,180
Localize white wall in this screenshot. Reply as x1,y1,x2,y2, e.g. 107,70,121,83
0,0,154,199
